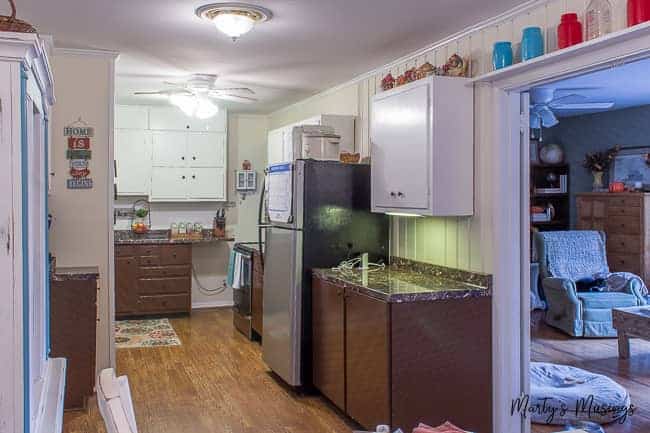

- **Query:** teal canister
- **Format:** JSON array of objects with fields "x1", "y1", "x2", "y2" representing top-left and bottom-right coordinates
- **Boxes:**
[
  {"x1": 521, "y1": 26, "x2": 544, "y2": 61},
  {"x1": 492, "y1": 41, "x2": 513, "y2": 70}
]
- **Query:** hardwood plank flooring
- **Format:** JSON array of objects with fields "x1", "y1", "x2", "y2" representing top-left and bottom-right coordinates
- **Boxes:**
[
  {"x1": 63, "y1": 308, "x2": 356, "y2": 433},
  {"x1": 531, "y1": 312, "x2": 650, "y2": 433}
]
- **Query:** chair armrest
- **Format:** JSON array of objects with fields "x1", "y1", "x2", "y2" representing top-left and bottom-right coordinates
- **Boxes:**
[
  {"x1": 625, "y1": 277, "x2": 648, "y2": 305},
  {"x1": 542, "y1": 277, "x2": 580, "y2": 304}
]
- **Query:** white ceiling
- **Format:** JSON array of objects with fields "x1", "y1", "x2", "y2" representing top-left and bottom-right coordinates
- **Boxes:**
[
  {"x1": 533, "y1": 57, "x2": 650, "y2": 117},
  {"x1": 17, "y1": 0, "x2": 528, "y2": 113}
]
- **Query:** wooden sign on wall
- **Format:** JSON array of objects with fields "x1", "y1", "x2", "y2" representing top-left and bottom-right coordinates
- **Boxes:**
[{"x1": 65, "y1": 118, "x2": 94, "y2": 189}]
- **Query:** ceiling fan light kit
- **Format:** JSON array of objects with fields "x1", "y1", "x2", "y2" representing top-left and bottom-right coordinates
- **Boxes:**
[{"x1": 196, "y1": 2, "x2": 272, "y2": 41}]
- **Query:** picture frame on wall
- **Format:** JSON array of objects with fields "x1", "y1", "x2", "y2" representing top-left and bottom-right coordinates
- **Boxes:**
[{"x1": 610, "y1": 146, "x2": 650, "y2": 188}]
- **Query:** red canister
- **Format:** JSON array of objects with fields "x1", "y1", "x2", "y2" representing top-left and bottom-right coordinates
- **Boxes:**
[
  {"x1": 558, "y1": 13, "x2": 583, "y2": 49},
  {"x1": 628, "y1": 0, "x2": 650, "y2": 26}
]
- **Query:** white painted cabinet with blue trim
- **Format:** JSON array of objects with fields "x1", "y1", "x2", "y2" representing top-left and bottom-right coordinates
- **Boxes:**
[{"x1": 0, "y1": 33, "x2": 64, "y2": 433}]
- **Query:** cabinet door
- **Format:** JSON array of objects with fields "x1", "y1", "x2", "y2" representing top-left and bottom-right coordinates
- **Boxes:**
[
  {"x1": 268, "y1": 129, "x2": 284, "y2": 165},
  {"x1": 149, "y1": 106, "x2": 192, "y2": 131},
  {"x1": 115, "y1": 129, "x2": 151, "y2": 196},
  {"x1": 345, "y1": 290, "x2": 391, "y2": 429},
  {"x1": 152, "y1": 131, "x2": 188, "y2": 167},
  {"x1": 187, "y1": 167, "x2": 226, "y2": 200},
  {"x1": 116, "y1": 105, "x2": 148, "y2": 129},
  {"x1": 187, "y1": 132, "x2": 226, "y2": 167},
  {"x1": 371, "y1": 81, "x2": 430, "y2": 210},
  {"x1": 282, "y1": 127, "x2": 295, "y2": 162},
  {"x1": 150, "y1": 167, "x2": 188, "y2": 201},
  {"x1": 188, "y1": 109, "x2": 227, "y2": 132},
  {"x1": 115, "y1": 256, "x2": 138, "y2": 314},
  {"x1": 312, "y1": 278, "x2": 345, "y2": 410}
]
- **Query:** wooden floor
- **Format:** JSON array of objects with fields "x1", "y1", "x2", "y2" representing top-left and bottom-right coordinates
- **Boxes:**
[
  {"x1": 63, "y1": 308, "x2": 356, "y2": 433},
  {"x1": 531, "y1": 312, "x2": 650, "y2": 433}
]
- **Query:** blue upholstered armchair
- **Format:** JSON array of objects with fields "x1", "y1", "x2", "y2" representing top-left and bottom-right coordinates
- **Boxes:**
[{"x1": 535, "y1": 230, "x2": 647, "y2": 337}]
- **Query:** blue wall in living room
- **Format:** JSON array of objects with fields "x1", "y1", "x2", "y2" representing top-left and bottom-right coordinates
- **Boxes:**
[{"x1": 542, "y1": 104, "x2": 650, "y2": 227}]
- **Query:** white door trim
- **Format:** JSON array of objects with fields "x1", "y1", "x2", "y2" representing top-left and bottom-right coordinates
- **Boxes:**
[{"x1": 483, "y1": 31, "x2": 650, "y2": 433}]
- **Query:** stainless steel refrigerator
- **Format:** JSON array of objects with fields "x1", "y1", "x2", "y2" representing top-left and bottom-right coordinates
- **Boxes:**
[{"x1": 259, "y1": 159, "x2": 389, "y2": 387}]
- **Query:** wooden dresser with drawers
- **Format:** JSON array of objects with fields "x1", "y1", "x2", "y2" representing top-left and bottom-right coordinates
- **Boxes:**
[
  {"x1": 115, "y1": 244, "x2": 192, "y2": 317},
  {"x1": 576, "y1": 192, "x2": 650, "y2": 284}
]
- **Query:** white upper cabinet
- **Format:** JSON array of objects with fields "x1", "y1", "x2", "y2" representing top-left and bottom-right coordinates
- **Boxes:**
[
  {"x1": 150, "y1": 167, "x2": 188, "y2": 201},
  {"x1": 188, "y1": 167, "x2": 226, "y2": 200},
  {"x1": 187, "y1": 132, "x2": 226, "y2": 167},
  {"x1": 116, "y1": 105, "x2": 149, "y2": 129},
  {"x1": 149, "y1": 105, "x2": 227, "y2": 132},
  {"x1": 115, "y1": 129, "x2": 151, "y2": 196},
  {"x1": 152, "y1": 131, "x2": 188, "y2": 167},
  {"x1": 115, "y1": 104, "x2": 228, "y2": 202},
  {"x1": 266, "y1": 114, "x2": 356, "y2": 166},
  {"x1": 370, "y1": 76, "x2": 474, "y2": 216},
  {"x1": 267, "y1": 128, "x2": 285, "y2": 165}
]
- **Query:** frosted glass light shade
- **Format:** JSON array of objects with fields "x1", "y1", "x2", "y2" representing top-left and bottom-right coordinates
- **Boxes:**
[{"x1": 213, "y1": 13, "x2": 255, "y2": 39}]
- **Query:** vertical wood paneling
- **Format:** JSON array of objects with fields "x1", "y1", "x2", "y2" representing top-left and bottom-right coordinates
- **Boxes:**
[{"x1": 270, "y1": 0, "x2": 631, "y2": 271}]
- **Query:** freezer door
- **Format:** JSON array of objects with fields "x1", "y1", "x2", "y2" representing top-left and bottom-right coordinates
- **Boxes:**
[{"x1": 262, "y1": 226, "x2": 303, "y2": 386}]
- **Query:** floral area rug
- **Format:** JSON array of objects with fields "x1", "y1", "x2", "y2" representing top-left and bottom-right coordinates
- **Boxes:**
[{"x1": 115, "y1": 318, "x2": 181, "y2": 349}]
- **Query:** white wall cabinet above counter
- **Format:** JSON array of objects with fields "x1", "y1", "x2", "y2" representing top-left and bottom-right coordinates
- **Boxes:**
[
  {"x1": 370, "y1": 76, "x2": 474, "y2": 216},
  {"x1": 115, "y1": 104, "x2": 227, "y2": 202},
  {"x1": 267, "y1": 114, "x2": 355, "y2": 165},
  {"x1": 149, "y1": 105, "x2": 227, "y2": 132}
]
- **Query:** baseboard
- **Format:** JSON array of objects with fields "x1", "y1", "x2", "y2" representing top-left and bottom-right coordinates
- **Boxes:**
[{"x1": 192, "y1": 300, "x2": 234, "y2": 310}]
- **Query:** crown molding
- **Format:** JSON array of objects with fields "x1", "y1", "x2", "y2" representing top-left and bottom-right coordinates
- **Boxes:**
[
  {"x1": 270, "y1": 0, "x2": 548, "y2": 117},
  {"x1": 54, "y1": 46, "x2": 120, "y2": 59}
]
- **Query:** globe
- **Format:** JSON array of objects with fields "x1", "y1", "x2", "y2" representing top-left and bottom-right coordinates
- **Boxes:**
[{"x1": 539, "y1": 143, "x2": 564, "y2": 165}]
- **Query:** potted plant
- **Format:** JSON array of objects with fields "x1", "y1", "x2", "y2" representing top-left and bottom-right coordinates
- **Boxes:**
[{"x1": 583, "y1": 145, "x2": 620, "y2": 191}]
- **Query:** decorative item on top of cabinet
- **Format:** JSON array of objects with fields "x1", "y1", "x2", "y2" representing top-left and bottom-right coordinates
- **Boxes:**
[{"x1": 370, "y1": 75, "x2": 474, "y2": 216}]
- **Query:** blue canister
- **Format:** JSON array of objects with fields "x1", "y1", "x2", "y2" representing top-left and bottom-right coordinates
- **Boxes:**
[
  {"x1": 492, "y1": 41, "x2": 513, "y2": 70},
  {"x1": 521, "y1": 27, "x2": 544, "y2": 61}
]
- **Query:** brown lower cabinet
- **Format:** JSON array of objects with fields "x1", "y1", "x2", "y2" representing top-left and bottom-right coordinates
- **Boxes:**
[
  {"x1": 312, "y1": 276, "x2": 492, "y2": 433},
  {"x1": 115, "y1": 244, "x2": 192, "y2": 317}
]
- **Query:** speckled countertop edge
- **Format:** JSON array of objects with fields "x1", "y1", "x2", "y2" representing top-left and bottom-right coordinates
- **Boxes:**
[
  {"x1": 52, "y1": 266, "x2": 100, "y2": 282},
  {"x1": 313, "y1": 258, "x2": 492, "y2": 304},
  {"x1": 114, "y1": 229, "x2": 234, "y2": 245}
]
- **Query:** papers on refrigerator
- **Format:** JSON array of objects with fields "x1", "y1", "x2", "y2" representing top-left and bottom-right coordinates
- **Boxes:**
[{"x1": 267, "y1": 163, "x2": 293, "y2": 224}]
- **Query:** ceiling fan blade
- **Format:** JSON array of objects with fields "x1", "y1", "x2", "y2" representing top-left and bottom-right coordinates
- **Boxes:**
[
  {"x1": 133, "y1": 90, "x2": 169, "y2": 95},
  {"x1": 551, "y1": 102, "x2": 615, "y2": 110},
  {"x1": 211, "y1": 93, "x2": 258, "y2": 103},
  {"x1": 134, "y1": 88, "x2": 193, "y2": 96},
  {"x1": 212, "y1": 87, "x2": 256, "y2": 95}
]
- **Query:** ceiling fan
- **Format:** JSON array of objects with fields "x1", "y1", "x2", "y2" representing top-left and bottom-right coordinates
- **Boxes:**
[
  {"x1": 530, "y1": 87, "x2": 615, "y2": 129},
  {"x1": 134, "y1": 74, "x2": 258, "y2": 118}
]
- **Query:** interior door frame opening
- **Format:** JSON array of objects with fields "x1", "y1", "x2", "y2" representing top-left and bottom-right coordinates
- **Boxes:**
[{"x1": 479, "y1": 25, "x2": 650, "y2": 433}]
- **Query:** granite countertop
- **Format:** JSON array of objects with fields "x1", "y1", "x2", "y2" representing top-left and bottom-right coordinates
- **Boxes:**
[
  {"x1": 313, "y1": 257, "x2": 492, "y2": 303},
  {"x1": 115, "y1": 229, "x2": 234, "y2": 245},
  {"x1": 52, "y1": 266, "x2": 100, "y2": 282}
]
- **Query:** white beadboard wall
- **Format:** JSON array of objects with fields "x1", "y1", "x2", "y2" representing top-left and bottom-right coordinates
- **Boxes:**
[{"x1": 270, "y1": 0, "x2": 631, "y2": 273}]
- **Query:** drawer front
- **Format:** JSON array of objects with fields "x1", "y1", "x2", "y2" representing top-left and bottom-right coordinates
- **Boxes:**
[
  {"x1": 607, "y1": 206, "x2": 641, "y2": 218},
  {"x1": 607, "y1": 234, "x2": 641, "y2": 254},
  {"x1": 138, "y1": 294, "x2": 190, "y2": 313},
  {"x1": 606, "y1": 216, "x2": 641, "y2": 235},
  {"x1": 139, "y1": 255, "x2": 161, "y2": 267},
  {"x1": 116, "y1": 245, "x2": 138, "y2": 257},
  {"x1": 608, "y1": 254, "x2": 642, "y2": 274},
  {"x1": 136, "y1": 245, "x2": 163, "y2": 257},
  {"x1": 577, "y1": 218, "x2": 606, "y2": 231},
  {"x1": 160, "y1": 245, "x2": 191, "y2": 265},
  {"x1": 139, "y1": 265, "x2": 191, "y2": 278},
  {"x1": 138, "y1": 277, "x2": 191, "y2": 295},
  {"x1": 607, "y1": 195, "x2": 642, "y2": 208}
]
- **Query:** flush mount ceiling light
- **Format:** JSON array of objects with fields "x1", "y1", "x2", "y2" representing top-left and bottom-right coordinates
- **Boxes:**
[{"x1": 196, "y1": 3, "x2": 272, "y2": 41}]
